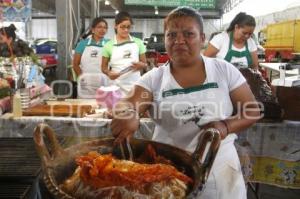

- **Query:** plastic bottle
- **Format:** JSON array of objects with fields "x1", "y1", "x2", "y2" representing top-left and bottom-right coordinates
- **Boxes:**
[
  {"x1": 13, "y1": 91, "x2": 22, "y2": 117},
  {"x1": 279, "y1": 64, "x2": 286, "y2": 86}
]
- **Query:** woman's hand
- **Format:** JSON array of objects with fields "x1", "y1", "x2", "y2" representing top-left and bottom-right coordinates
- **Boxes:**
[
  {"x1": 111, "y1": 108, "x2": 140, "y2": 144},
  {"x1": 201, "y1": 120, "x2": 229, "y2": 139},
  {"x1": 131, "y1": 61, "x2": 147, "y2": 71},
  {"x1": 107, "y1": 71, "x2": 121, "y2": 80}
]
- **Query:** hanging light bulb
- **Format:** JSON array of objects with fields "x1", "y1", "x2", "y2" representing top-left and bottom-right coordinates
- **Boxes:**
[
  {"x1": 105, "y1": 0, "x2": 110, "y2": 5},
  {"x1": 115, "y1": 10, "x2": 119, "y2": 14},
  {"x1": 154, "y1": 6, "x2": 159, "y2": 15}
]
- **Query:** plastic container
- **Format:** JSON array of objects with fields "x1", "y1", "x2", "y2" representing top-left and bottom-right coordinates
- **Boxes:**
[
  {"x1": 96, "y1": 86, "x2": 122, "y2": 109},
  {"x1": 13, "y1": 91, "x2": 22, "y2": 117},
  {"x1": 279, "y1": 64, "x2": 286, "y2": 85}
]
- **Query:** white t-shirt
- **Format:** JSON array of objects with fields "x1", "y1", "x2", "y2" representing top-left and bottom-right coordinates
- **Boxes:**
[
  {"x1": 136, "y1": 56, "x2": 248, "y2": 199},
  {"x1": 210, "y1": 31, "x2": 257, "y2": 65},
  {"x1": 137, "y1": 56, "x2": 245, "y2": 106},
  {"x1": 136, "y1": 56, "x2": 246, "y2": 150}
]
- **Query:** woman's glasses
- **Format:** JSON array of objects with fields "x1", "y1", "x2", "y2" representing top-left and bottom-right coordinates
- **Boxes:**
[{"x1": 119, "y1": 25, "x2": 132, "y2": 30}]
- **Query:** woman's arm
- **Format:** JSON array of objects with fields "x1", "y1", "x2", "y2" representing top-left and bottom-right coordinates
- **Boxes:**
[
  {"x1": 73, "y1": 53, "x2": 82, "y2": 76},
  {"x1": 250, "y1": 51, "x2": 259, "y2": 71},
  {"x1": 101, "y1": 56, "x2": 120, "y2": 80},
  {"x1": 203, "y1": 83, "x2": 261, "y2": 139},
  {"x1": 131, "y1": 53, "x2": 147, "y2": 71},
  {"x1": 139, "y1": 53, "x2": 147, "y2": 64},
  {"x1": 111, "y1": 85, "x2": 153, "y2": 143},
  {"x1": 225, "y1": 83, "x2": 261, "y2": 133},
  {"x1": 203, "y1": 43, "x2": 219, "y2": 57}
]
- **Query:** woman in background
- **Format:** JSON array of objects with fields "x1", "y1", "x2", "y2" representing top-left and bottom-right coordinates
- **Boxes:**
[
  {"x1": 101, "y1": 11, "x2": 147, "y2": 95},
  {"x1": 73, "y1": 17, "x2": 109, "y2": 98},
  {"x1": 0, "y1": 24, "x2": 33, "y2": 57},
  {"x1": 204, "y1": 12, "x2": 259, "y2": 70}
]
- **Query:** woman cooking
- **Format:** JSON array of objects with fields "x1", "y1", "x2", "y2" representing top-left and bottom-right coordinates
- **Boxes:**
[
  {"x1": 101, "y1": 11, "x2": 147, "y2": 95},
  {"x1": 111, "y1": 7, "x2": 260, "y2": 199},
  {"x1": 73, "y1": 17, "x2": 109, "y2": 98},
  {"x1": 204, "y1": 12, "x2": 259, "y2": 70}
]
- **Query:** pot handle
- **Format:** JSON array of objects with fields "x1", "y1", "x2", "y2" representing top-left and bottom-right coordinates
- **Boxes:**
[
  {"x1": 33, "y1": 123, "x2": 64, "y2": 167},
  {"x1": 192, "y1": 128, "x2": 221, "y2": 184}
]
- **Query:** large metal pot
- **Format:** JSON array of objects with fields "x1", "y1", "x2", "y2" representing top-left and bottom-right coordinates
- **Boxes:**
[{"x1": 33, "y1": 123, "x2": 220, "y2": 199}]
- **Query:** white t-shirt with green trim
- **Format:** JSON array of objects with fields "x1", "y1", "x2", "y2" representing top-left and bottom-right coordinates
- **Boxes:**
[
  {"x1": 210, "y1": 31, "x2": 257, "y2": 65},
  {"x1": 137, "y1": 56, "x2": 245, "y2": 104},
  {"x1": 136, "y1": 56, "x2": 247, "y2": 199},
  {"x1": 136, "y1": 56, "x2": 246, "y2": 149}
]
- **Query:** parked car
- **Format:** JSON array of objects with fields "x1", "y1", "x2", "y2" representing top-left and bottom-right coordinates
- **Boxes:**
[
  {"x1": 257, "y1": 44, "x2": 265, "y2": 62},
  {"x1": 143, "y1": 37, "x2": 150, "y2": 46},
  {"x1": 31, "y1": 39, "x2": 57, "y2": 54},
  {"x1": 145, "y1": 33, "x2": 169, "y2": 66},
  {"x1": 31, "y1": 39, "x2": 58, "y2": 67},
  {"x1": 130, "y1": 32, "x2": 143, "y2": 40},
  {"x1": 146, "y1": 33, "x2": 165, "y2": 53}
]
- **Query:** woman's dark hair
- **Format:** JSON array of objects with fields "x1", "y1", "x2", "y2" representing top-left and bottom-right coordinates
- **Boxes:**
[
  {"x1": 0, "y1": 24, "x2": 17, "y2": 40},
  {"x1": 91, "y1": 17, "x2": 108, "y2": 28},
  {"x1": 115, "y1": 11, "x2": 133, "y2": 25},
  {"x1": 226, "y1": 12, "x2": 256, "y2": 32},
  {"x1": 82, "y1": 17, "x2": 108, "y2": 39},
  {"x1": 164, "y1": 6, "x2": 204, "y2": 33}
]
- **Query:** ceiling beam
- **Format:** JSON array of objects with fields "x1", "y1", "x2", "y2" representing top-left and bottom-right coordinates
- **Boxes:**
[
  {"x1": 32, "y1": 0, "x2": 55, "y2": 14},
  {"x1": 99, "y1": 9, "x2": 222, "y2": 19}
]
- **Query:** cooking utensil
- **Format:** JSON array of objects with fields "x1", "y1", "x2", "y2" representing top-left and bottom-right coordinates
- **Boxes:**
[
  {"x1": 113, "y1": 137, "x2": 134, "y2": 161},
  {"x1": 119, "y1": 65, "x2": 133, "y2": 75},
  {"x1": 33, "y1": 123, "x2": 220, "y2": 198}
]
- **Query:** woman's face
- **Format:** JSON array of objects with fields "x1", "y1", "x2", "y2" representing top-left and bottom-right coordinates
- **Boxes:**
[
  {"x1": 92, "y1": 21, "x2": 108, "y2": 39},
  {"x1": 234, "y1": 25, "x2": 255, "y2": 43},
  {"x1": 165, "y1": 17, "x2": 205, "y2": 65},
  {"x1": 115, "y1": 19, "x2": 132, "y2": 38},
  {"x1": 0, "y1": 33, "x2": 10, "y2": 44}
]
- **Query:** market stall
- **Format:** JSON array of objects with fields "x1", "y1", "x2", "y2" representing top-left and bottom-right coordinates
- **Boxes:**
[
  {"x1": 1, "y1": 0, "x2": 300, "y2": 198},
  {"x1": 1, "y1": 114, "x2": 299, "y2": 191}
]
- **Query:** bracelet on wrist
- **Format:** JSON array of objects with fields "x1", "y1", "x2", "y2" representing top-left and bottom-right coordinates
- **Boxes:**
[
  {"x1": 115, "y1": 108, "x2": 139, "y2": 117},
  {"x1": 220, "y1": 120, "x2": 229, "y2": 135}
]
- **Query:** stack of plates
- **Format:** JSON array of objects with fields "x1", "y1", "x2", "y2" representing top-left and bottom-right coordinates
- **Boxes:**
[{"x1": 20, "y1": 89, "x2": 30, "y2": 110}]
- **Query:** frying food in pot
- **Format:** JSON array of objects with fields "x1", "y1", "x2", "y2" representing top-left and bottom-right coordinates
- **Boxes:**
[{"x1": 61, "y1": 151, "x2": 193, "y2": 199}]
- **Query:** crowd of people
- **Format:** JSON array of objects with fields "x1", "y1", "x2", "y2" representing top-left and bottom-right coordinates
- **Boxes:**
[
  {"x1": 73, "y1": 11, "x2": 147, "y2": 98},
  {"x1": 1, "y1": 9, "x2": 260, "y2": 100},
  {"x1": 70, "y1": 10, "x2": 260, "y2": 100}
]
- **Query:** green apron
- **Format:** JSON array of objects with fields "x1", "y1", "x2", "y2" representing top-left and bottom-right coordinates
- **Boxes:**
[{"x1": 224, "y1": 32, "x2": 253, "y2": 67}]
